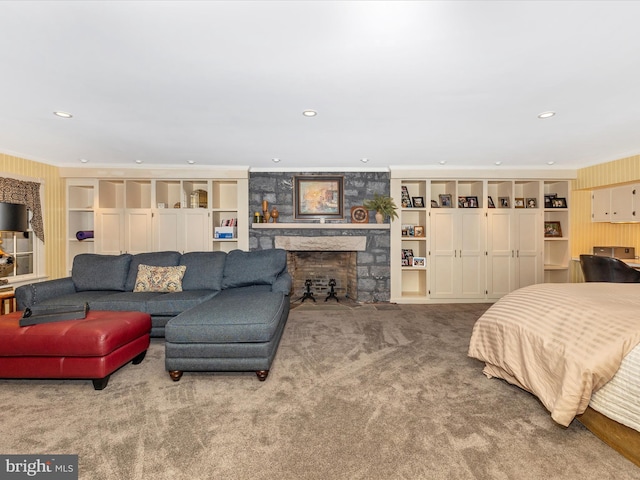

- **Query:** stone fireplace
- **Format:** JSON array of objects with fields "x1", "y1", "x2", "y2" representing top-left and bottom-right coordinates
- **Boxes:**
[
  {"x1": 276, "y1": 236, "x2": 365, "y2": 302},
  {"x1": 287, "y1": 251, "x2": 357, "y2": 301},
  {"x1": 249, "y1": 171, "x2": 392, "y2": 303}
]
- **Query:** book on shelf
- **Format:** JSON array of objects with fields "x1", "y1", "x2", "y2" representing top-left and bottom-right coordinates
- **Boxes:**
[
  {"x1": 215, "y1": 217, "x2": 237, "y2": 239},
  {"x1": 220, "y1": 218, "x2": 237, "y2": 227}
]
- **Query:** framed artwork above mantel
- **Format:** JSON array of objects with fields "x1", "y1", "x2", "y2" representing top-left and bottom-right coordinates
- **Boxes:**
[{"x1": 294, "y1": 175, "x2": 344, "y2": 220}]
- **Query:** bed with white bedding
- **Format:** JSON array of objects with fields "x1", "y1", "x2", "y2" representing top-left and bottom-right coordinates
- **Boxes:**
[
  {"x1": 468, "y1": 282, "x2": 640, "y2": 466},
  {"x1": 590, "y1": 342, "x2": 640, "y2": 432}
]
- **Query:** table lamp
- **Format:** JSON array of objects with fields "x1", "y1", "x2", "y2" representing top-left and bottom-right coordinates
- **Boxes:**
[{"x1": 0, "y1": 202, "x2": 29, "y2": 283}]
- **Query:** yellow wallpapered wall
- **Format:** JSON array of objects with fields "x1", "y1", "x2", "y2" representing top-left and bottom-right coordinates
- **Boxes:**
[
  {"x1": 0, "y1": 153, "x2": 66, "y2": 280},
  {"x1": 570, "y1": 154, "x2": 640, "y2": 281}
]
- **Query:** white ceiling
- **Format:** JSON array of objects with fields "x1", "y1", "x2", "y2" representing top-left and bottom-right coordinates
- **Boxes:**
[{"x1": 2, "y1": 1, "x2": 640, "y2": 171}]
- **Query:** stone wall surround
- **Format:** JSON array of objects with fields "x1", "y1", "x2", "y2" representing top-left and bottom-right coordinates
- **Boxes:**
[{"x1": 249, "y1": 171, "x2": 391, "y2": 302}]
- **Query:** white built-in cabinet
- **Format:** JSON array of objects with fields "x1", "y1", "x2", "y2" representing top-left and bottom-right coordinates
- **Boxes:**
[
  {"x1": 591, "y1": 188, "x2": 612, "y2": 222},
  {"x1": 65, "y1": 170, "x2": 249, "y2": 273},
  {"x1": 592, "y1": 183, "x2": 640, "y2": 223},
  {"x1": 430, "y1": 208, "x2": 486, "y2": 299},
  {"x1": 390, "y1": 175, "x2": 571, "y2": 304},
  {"x1": 486, "y1": 209, "x2": 542, "y2": 299}
]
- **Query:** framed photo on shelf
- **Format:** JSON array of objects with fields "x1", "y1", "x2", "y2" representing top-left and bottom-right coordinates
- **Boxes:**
[
  {"x1": 526, "y1": 198, "x2": 537, "y2": 208},
  {"x1": 431, "y1": 199, "x2": 439, "y2": 208},
  {"x1": 551, "y1": 197, "x2": 567, "y2": 208},
  {"x1": 401, "y1": 248, "x2": 414, "y2": 267},
  {"x1": 487, "y1": 196, "x2": 496, "y2": 208},
  {"x1": 412, "y1": 196, "x2": 425, "y2": 208},
  {"x1": 467, "y1": 196, "x2": 478, "y2": 208},
  {"x1": 499, "y1": 196, "x2": 510, "y2": 208},
  {"x1": 458, "y1": 196, "x2": 468, "y2": 208},
  {"x1": 439, "y1": 194, "x2": 452, "y2": 208},
  {"x1": 294, "y1": 175, "x2": 344, "y2": 220},
  {"x1": 412, "y1": 256, "x2": 426, "y2": 267},
  {"x1": 402, "y1": 224, "x2": 415, "y2": 236},
  {"x1": 544, "y1": 194, "x2": 556, "y2": 208},
  {"x1": 514, "y1": 198, "x2": 525, "y2": 208},
  {"x1": 401, "y1": 186, "x2": 412, "y2": 208},
  {"x1": 414, "y1": 225, "x2": 425, "y2": 237},
  {"x1": 544, "y1": 221, "x2": 562, "y2": 237}
]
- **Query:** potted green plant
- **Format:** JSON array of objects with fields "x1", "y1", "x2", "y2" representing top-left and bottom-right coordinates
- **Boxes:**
[{"x1": 363, "y1": 194, "x2": 399, "y2": 224}]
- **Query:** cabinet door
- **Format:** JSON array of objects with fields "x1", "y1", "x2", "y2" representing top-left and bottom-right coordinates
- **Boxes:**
[
  {"x1": 458, "y1": 210, "x2": 486, "y2": 298},
  {"x1": 610, "y1": 184, "x2": 639, "y2": 222},
  {"x1": 125, "y1": 210, "x2": 153, "y2": 254},
  {"x1": 515, "y1": 210, "x2": 542, "y2": 288},
  {"x1": 487, "y1": 211, "x2": 515, "y2": 299},
  {"x1": 487, "y1": 210, "x2": 542, "y2": 298},
  {"x1": 183, "y1": 210, "x2": 210, "y2": 252},
  {"x1": 430, "y1": 210, "x2": 485, "y2": 299},
  {"x1": 429, "y1": 210, "x2": 456, "y2": 298},
  {"x1": 591, "y1": 189, "x2": 611, "y2": 222},
  {"x1": 153, "y1": 209, "x2": 182, "y2": 252},
  {"x1": 95, "y1": 210, "x2": 124, "y2": 255}
]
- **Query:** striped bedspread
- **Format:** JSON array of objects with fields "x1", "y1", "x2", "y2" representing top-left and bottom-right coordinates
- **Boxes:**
[{"x1": 468, "y1": 282, "x2": 640, "y2": 427}]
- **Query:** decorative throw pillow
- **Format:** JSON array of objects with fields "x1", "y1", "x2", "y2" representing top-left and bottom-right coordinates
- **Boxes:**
[{"x1": 133, "y1": 264, "x2": 186, "y2": 293}]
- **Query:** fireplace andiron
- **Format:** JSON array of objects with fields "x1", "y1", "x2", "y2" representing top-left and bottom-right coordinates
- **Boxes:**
[
  {"x1": 298, "y1": 279, "x2": 316, "y2": 303},
  {"x1": 325, "y1": 278, "x2": 339, "y2": 302}
]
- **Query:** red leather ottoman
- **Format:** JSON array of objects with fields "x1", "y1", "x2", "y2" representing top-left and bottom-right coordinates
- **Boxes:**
[{"x1": 0, "y1": 310, "x2": 151, "y2": 390}]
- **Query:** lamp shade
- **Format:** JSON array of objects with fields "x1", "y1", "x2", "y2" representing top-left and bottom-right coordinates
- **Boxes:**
[{"x1": 0, "y1": 202, "x2": 29, "y2": 232}]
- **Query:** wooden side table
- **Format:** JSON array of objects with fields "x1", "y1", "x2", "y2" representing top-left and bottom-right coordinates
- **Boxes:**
[{"x1": 0, "y1": 290, "x2": 16, "y2": 315}]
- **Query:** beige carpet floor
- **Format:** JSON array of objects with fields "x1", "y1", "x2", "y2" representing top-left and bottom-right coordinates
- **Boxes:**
[{"x1": 1, "y1": 303, "x2": 638, "y2": 479}]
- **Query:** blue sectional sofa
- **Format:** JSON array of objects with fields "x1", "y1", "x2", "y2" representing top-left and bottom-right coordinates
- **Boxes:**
[{"x1": 16, "y1": 249, "x2": 291, "y2": 381}]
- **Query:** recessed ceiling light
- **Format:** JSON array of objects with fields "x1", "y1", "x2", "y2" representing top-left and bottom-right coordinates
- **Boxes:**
[
  {"x1": 135, "y1": 159, "x2": 143, "y2": 164},
  {"x1": 360, "y1": 158, "x2": 369, "y2": 163},
  {"x1": 79, "y1": 158, "x2": 88, "y2": 163},
  {"x1": 302, "y1": 110, "x2": 317, "y2": 117},
  {"x1": 547, "y1": 161, "x2": 555, "y2": 165},
  {"x1": 439, "y1": 160, "x2": 446, "y2": 165},
  {"x1": 495, "y1": 161, "x2": 502, "y2": 166},
  {"x1": 272, "y1": 158, "x2": 281, "y2": 163},
  {"x1": 187, "y1": 160, "x2": 195, "y2": 164},
  {"x1": 54, "y1": 111, "x2": 73, "y2": 118},
  {"x1": 537, "y1": 111, "x2": 556, "y2": 119}
]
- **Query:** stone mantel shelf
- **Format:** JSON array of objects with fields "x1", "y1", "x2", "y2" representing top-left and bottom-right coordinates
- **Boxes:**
[{"x1": 252, "y1": 223, "x2": 390, "y2": 230}]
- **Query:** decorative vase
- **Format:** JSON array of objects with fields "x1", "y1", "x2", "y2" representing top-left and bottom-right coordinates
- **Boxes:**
[{"x1": 375, "y1": 211, "x2": 384, "y2": 224}]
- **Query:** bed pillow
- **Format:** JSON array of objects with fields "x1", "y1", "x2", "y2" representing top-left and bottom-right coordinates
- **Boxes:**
[{"x1": 133, "y1": 265, "x2": 186, "y2": 293}]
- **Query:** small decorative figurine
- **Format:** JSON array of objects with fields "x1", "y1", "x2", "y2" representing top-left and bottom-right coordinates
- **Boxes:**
[{"x1": 270, "y1": 207, "x2": 279, "y2": 223}]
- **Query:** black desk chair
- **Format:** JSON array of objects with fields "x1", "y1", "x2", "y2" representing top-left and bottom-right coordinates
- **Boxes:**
[{"x1": 579, "y1": 254, "x2": 640, "y2": 282}]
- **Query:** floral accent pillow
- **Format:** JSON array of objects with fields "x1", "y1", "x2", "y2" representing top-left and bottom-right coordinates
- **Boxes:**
[{"x1": 133, "y1": 264, "x2": 187, "y2": 293}]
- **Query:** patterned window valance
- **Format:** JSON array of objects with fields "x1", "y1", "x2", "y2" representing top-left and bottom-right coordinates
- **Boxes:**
[{"x1": 0, "y1": 177, "x2": 45, "y2": 243}]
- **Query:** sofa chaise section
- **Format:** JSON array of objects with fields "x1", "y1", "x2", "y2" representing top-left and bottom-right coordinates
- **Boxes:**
[{"x1": 165, "y1": 288, "x2": 290, "y2": 381}]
